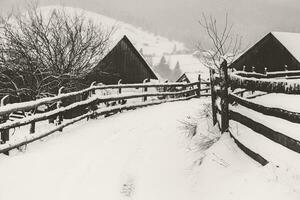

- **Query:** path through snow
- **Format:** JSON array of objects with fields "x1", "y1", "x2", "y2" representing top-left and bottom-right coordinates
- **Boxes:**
[
  {"x1": 0, "y1": 98, "x2": 299, "y2": 200},
  {"x1": 0, "y1": 99, "x2": 207, "y2": 200}
]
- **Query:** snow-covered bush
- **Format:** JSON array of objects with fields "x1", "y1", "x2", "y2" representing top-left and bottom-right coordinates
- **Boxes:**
[{"x1": 180, "y1": 103, "x2": 221, "y2": 152}]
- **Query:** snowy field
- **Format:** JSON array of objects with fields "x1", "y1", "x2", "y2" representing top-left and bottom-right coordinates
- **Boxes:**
[{"x1": 0, "y1": 98, "x2": 299, "y2": 200}]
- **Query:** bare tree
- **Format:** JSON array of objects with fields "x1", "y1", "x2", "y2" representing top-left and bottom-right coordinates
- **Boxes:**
[
  {"x1": 0, "y1": 3, "x2": 114, "y2": 101},
  {"x1": 196, "y1": 13, "x2": 244, "y2": 71}
]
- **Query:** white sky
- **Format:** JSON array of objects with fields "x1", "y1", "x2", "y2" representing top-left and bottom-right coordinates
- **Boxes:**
[{"x1": 1, "y1": 0, "x2": 300, "y2": 48}]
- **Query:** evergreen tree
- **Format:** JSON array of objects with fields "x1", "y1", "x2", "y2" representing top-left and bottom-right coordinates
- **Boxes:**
[
  {"x1": 154, "y1": 56, "x2": 172, "y2": 80},
  {"x1": 172, "y1": 61, "x2": 182, "y2": 81}
]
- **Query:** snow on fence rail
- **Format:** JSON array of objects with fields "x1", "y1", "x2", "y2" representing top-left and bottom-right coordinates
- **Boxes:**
[
  {"x1": 211, "y1": 61, "x2": 300, "y2": 165},
  {"x1": 0, "y1": 81, "x2": 206, "y2": 116},
  {"x1": 229, "y1": 71, "x2": 300, "y2": 94},
  {"x1": 234, "y1": 68, "x2": 300, "y2": 79},
  {"x1": 0, "y1": 78, "x2": 210, "y2": 155}
]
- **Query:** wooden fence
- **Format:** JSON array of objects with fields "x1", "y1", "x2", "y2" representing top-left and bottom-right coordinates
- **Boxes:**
[
  {"x1": 0, "y1": 77, "x2": 210, "y2": 155},
  {"x1": 211, "y1": 61, "x2": 300, "y2": 165}
]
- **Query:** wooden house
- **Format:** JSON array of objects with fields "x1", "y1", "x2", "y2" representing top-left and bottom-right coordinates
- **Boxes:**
[
  {"x1": 176, "y1": 72, "x2": 202, "y2": 83},
  {"x1": 230, "y1": 32, "x2": 300, "y2": 73},
  {"x1": 86, "y1": 35, "x2": 158, "y2": 84},
  {"x1": 171, "y1": 72, "x2": 201, "y2": 95}
]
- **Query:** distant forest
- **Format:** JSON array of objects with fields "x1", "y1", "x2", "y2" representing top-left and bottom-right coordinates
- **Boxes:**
[{"x1": 153, "y1": 56, "x2": 182, "y2": 81}]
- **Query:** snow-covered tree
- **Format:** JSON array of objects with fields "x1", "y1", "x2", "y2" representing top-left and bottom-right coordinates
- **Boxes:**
[{"x1": 0, "y1": 4, "x2": 113, "y2": 101}]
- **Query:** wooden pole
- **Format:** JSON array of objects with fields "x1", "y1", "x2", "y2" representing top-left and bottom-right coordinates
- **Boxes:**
[
  {"x1": 163, "y1": 80, "x2": 168, "y2": 99},
  {"x1": 30, "y1": 122, "x2": 35, "y2": 134},
  {"x1": 143, "y1": 79, "x2": 148, "y2": 102},
  {"x1": 0, "y1": 95, "x2": 10, "y2": 155},
  {"x1": 264, "y1": 67, "x2": 268, "y2": 75},
  {"x1": 57, "y1": 87, "x2": 64, "y2": 132},
  {"x1": 89, "y1": 82, "x2": 98, "y2": 119},
  {"x1": 118, "y1": 79, "x2": 122, "y2": 104},
  {"x1": 90, "y1": 81, "x2": 96, "y2": 97},
  {"x1": 197, "y1": 74, "x2": 201, "y2": 98},
  {"x1": 209, "y1": 69, "x2": 217, "y2": 125},
  {"x1": 220, "y1": 60, "x2": 229, "y2": 133}
]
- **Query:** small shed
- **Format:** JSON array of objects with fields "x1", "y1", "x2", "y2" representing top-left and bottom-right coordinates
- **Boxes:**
[
  {"x1": 230, "y1": 32, "x2": 300, "y2": 73},
  {"x1": 176, "y1": 72, "x2": 203, "y2": 83},
  {"x1": 86, "y1": 35, "x2": 158, "y2": 84}
]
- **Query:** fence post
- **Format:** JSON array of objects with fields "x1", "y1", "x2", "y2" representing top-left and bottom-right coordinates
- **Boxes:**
[
  {"x1": 143, "y1": 78, "x2": 148, "y2": 102},
  {"x1": 118, "y1": 79, "x2": 122, "y2": 104},
  {"x1": 30, "y1": 122, "x2": 35, "y2": 134},
  {"x1": 197, "y1": 74, "x2": 201, "y2": 98},
  {"x1": 57, "y1": 86, "x2": 64, "y2": 131},
  {"x1": 163, "y1": 80, "x2": 168, "y2": 99},
  {"x1": 118, "y1": 79, "x2": 122, "y2": 94},
  {"x1": 90, "y1": 81, "x2": 96, "y2": 97},
  {"x1": 0, "y1": 95, "x2": 10, "y2": 155},
  {"x1": 209, "y1": 69, "x2": 217, "y2": 125},
  {"x1": 264, "y1": 67, "x2": 268, "y2": 75},
  {"x1": 89, "y1": 81, "x2": 97, "y2": 120},
  {"x1": 220, "y1": 60, "x2": 229, "y2": 133}
]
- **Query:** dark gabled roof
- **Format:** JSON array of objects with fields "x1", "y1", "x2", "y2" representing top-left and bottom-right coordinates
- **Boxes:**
[
  {"x1": 176, "y1": 73, "x2": 189, "y2": 83},
  {"x1": 101, "y1": 35, "x2": 158, "y2": 79},
  {"x1": 176, "y1": 72, "x2": 203, "y2": 83},
  {"x1": 230, "y1": 32, "x2": 300, "y2": 69},
  {"x1": 122, "y1": 35, "x2": 158, "y2": 79}
]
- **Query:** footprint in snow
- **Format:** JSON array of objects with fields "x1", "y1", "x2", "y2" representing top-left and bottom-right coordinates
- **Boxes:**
[{"x1": 120, "y1": 177, "x2": 135, "y2": 198}]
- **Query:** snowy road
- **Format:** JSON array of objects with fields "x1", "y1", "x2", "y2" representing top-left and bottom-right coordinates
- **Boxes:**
[
  {"x1": 0, "y1": 99, "x2": 207, "y2": 200},
  {"x1": 0, "y1": 98, "x2": 299, "y2": 200}
]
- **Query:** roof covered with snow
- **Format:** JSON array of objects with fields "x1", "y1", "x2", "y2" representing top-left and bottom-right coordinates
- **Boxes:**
[
  {"x1": 271, "y1": 32, "x2": 300, "y2": 62},
  {"x1": 230, "y1": 31, "x2": 300, "y2": 72}
]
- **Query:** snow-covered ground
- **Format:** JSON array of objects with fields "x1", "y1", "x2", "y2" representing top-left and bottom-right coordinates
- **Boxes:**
[
  {"x1": 0, "y1": 98, "x2": 298, "y2": 200},
  {"x1": 248, "y1": 93, "x2": 300, "y2": 112}
]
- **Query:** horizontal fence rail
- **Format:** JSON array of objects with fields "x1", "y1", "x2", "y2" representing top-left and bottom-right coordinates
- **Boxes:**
[
  {"x1": 0, "y1": 95, "x2": 197, "y2": 154},
  {"x1": 234, "y1": 69, "x2": 300, "y2": 79},
  {"x1": 230, "y1": 110, "x2": 300, "y2": 154},
  {"x1": 229, "y1": 71, "x2": 300, "y2": 94},
  {"x1": 0, "y1": 78, "x2": 210, "y2": 155},
  {"x1": 0, "y1": 82, "x2": 203, "y2": 116},
  {"x1": 229, "y1": 94, "x2": 300, "y2": 123},
  {"x1": 211, "y1": 62, "x2": 300, "y2": 164},
  {"x1": 0, "y1": 89, "x2": 200, "y2": 130},
  {"x1": 228, "y1": 131, "x2": 269, "y2": 166}
]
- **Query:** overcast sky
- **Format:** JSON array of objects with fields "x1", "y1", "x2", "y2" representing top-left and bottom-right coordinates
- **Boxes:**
[{"x1": 1, "y1": 0, "x2": 300, "y2": 48}]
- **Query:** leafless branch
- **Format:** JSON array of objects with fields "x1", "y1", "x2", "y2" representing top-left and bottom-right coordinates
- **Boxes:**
[
  {"x1": 196, "y1": 13, "x2": 244, "y2": 71},
  {"x1": 0, "y1": 3, "x2": 114, "y2": 101}
]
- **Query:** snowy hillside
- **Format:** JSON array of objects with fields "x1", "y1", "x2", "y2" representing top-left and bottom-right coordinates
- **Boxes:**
[
  {"x1": 153, "y1": 54, "x2": 209, "y2": 80},
  {"x1": 39, "y1": 6, "x2": 187, "y2": 56}
]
